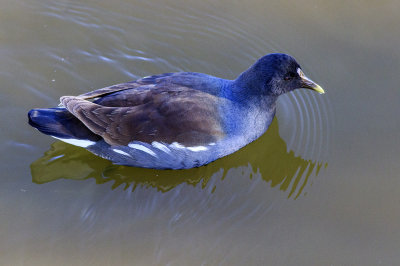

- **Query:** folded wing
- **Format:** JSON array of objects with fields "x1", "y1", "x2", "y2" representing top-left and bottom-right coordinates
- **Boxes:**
[{"x1": 61, "y1": 86, "x2": 225, "y2": 146}]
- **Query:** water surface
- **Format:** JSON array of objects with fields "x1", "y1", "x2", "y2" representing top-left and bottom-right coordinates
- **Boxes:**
[{"x1": 1, "y1": 0, "x2": 399, "y2": 265}]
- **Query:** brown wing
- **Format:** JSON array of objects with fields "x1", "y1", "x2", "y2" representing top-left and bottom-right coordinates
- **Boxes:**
[
  {"x1": 76, "y1": 73, "x2": 176, "y2": 100},
  {"x1": 61, "y1": 87, "x2": 225, "y2": 146}
]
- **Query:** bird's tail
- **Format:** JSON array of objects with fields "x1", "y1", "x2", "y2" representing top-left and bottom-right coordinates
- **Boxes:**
[{"x1": 28, "y1": 107, "x2": 101, "y2": 141}]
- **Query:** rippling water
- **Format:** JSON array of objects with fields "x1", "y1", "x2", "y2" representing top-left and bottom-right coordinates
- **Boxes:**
[
  {"x1": 1, "y1": 0, "x2": 400, "y2": 265},
  {"x1": 30, "y1": 119, "x2": 322, "y2": 199}
]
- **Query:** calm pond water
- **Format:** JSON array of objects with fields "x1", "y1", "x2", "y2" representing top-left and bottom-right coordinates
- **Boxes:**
[{"x1": 1, "y1": 0, "x2": 400, "y2": 265}]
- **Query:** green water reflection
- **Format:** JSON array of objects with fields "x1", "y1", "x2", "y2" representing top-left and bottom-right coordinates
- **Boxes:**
[{"x1": 31, "y1": 119, "x2": 324, "y2": 198}]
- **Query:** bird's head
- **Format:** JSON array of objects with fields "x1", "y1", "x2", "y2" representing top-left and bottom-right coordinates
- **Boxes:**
[{"x1": 236, "y1": 53, "x2": 325, "y2": 97}]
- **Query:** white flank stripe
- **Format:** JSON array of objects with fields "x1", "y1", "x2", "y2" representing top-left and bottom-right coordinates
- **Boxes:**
[
  {"x1": 170, "y1": 142, "x2": 210, "y2": 152},
  {"x1": 152, "y1": 142, "x2": 171, "y2": 153},
  {"x1": 53, "y1": 137, "x2": 95, "y2": 148},
  {"x1": 171, "y1": 142, "x2": 185, "y2": 149},
  {"x1": 128, "y1": 143, "x2": 157, "y2": 157},
  {"x1": 187, "y1": 146, "x2": 208, "y2": 152},
  {"x1": 112, "y1": 149, "x2": 131, "y2": 157}
]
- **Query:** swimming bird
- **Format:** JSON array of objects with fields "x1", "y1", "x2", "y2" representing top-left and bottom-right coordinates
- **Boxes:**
[{"x1": 28, "y1": 53, "x2": 324, "y2": 169}]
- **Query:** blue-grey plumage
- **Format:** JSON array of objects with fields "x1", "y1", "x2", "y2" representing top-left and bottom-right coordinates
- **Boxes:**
[{"x1": 28, "y1": 53, "x2": 324, "y2": 169}]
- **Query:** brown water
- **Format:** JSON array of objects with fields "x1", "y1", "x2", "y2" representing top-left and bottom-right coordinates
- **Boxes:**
[{"x1": 1, "y1": 0, "x2": 400, "y2": 265}]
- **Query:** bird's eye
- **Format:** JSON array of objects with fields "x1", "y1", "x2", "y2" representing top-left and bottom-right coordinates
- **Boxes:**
[{"x1": 284, "y1": 72, "x2": 297, "y2": 81}]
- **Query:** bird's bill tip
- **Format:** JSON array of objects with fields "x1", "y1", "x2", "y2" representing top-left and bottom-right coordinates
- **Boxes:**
[
  {"x1": 297, "y1": 68, "x2": 325, "y2": 94},
  {"x1": 308, "y1": 82, "x2": 325, "y2": 94}
]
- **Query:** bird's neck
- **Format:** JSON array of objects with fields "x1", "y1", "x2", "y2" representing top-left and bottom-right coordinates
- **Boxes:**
[
  {"x1": 224, "y1": 78, "x2": 277, "y2": 108},
  {"x1": 221, "y1": 79, "x2": 278, "y2": 142},
  {"x1": 230, "y1": 68, "x2": 275, "y2": 101}
]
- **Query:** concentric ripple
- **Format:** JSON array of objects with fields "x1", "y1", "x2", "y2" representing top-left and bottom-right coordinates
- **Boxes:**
[{"x1": 277, "y1": 87, "x2": 333, "y2": 163}]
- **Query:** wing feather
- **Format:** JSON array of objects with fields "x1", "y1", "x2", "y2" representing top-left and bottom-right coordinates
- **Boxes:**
[
  {"x1": 60, "y1": 86, "x2": 225, "y2": 146},
  {"x1": 76, "y1": 73, "x2": 176, "y2": 100}
]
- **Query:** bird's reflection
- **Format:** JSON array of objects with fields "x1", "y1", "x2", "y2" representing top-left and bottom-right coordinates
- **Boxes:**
[{"x1": 30, "y1": 119, "x2": 325, "y2": 198}]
